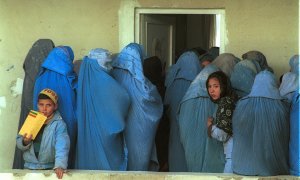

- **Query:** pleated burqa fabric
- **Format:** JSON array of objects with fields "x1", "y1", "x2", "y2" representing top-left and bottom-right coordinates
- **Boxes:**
[
  {"x1": 178, "y1": 64, "x2": 225, "y2": 172},
  {"x1": 112, "y1": 43, "x2": 163, "y2": 171},
  {"x1": 33, "y1": 46, "x2": 77, "y2": 169},
  {"x1": 12, "y1": 39, "x2": 54, "y2": 169},
  {"x1": 76, "y1": 56, "x2": 130, "y2": 170},
  {"x1": 211, "y1": 53, "x2": 239, "y2": 78},
  {"x1": 289, "y1": 91, "x2": 300, "y2": 175},
  {"x1": 230, "y1": 59, "x2": 261, "y2": 98},
  {"x1": 164, "y1": 51, "x2": 201, "y2": 172},
  {"x1": 232, "y1": 70, "x2": 290, "y2": 176}
]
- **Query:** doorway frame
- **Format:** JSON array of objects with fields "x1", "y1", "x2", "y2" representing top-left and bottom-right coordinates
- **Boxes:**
[{"x1": 134, "y1": 8, "x2": 226, "y2": 53}]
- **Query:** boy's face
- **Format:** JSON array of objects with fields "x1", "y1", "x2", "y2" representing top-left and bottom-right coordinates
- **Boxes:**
[
  {"x1": 208, "y1": 77, "x2": 221, "y2": 100},
  {"x1": 37, "y1": 99, "x2": 57, "y2": 118}
]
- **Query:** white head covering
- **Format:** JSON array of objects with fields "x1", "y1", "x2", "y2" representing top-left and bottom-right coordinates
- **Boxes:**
[
  {"x1": 88, "y1": 48, "x2": 112, "y2": 71},
  {"x1": 279, "y1": 72, "x2": 299, "y2": 102}
]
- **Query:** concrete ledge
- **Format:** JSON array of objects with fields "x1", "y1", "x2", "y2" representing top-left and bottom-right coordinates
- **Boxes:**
[{"x1": 0, "y1": 170, "x2": 298, "y2": 180}]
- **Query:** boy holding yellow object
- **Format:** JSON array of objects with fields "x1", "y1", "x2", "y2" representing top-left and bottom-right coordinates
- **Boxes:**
[{"x1": 16, "y1": 88, "x2": 70, "y2": 179}]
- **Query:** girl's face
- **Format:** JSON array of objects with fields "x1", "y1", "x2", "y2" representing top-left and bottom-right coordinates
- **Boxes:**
[{"x1": 208, "y1": 77, "x2": 221, "y2": 100}]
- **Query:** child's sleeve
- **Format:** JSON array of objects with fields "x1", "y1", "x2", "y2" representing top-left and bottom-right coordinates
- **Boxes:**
[
  {"x1": 211, "y1": 125, "x2": 230, "y2": 142},
  {"x1": 54, "y1": 121, "x2": 70, "y2": 170},
  {"x1": 16, "y1": 135, "x2": 32, "y2": 151}
]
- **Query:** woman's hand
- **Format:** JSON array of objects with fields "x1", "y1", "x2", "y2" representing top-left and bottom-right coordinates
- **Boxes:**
[
  {"x1": 55, "y1": 168, "x2": 65, "y2": 179},
  {"x1": 207, "y1": 117, "x2": 213, "y2": 137},
  {"x1": 207, "y1": 117, "x2": 213, "y2": 127}
]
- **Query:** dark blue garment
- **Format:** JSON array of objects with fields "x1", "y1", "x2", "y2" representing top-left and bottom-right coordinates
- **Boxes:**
[
  {"x1": 290, "y1": 91, "x2": 300, "y2": 175},
  {"x1": 112, "y1": 43, "x2": 163, "y2": 171},
  {"x1": 33, "y1": 46, "x2": 77, "y2": 169},
  {"x1": 178, "y1": 64, "x2": 225, "y2": 172},
  {"x1": 164, "y1": 51, "x2": 201, "y2": 172},
  {"x1": 232, "y1": 70, "x2": 289, "y2": 176},
  {"x1": 13, "y1": 39, "x2": 54, "y2": 169},
  {"x1": 76, "y1": 57, "x2": 130, "y2": 170}
]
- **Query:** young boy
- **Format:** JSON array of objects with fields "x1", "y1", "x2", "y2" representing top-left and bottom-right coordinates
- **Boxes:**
[{"x1": 16, "y1": 88, "x2": 70, "y2": 179}]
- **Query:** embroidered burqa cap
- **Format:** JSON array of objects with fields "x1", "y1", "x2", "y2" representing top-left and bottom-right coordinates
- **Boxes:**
[{"x1": 39, "y1": 88, "x2": 58, "y2": 105}]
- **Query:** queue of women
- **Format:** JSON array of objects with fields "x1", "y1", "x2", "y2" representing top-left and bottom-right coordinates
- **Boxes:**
[{"x1": 13, "y1": 39, "x2": 299, "y2": 176}]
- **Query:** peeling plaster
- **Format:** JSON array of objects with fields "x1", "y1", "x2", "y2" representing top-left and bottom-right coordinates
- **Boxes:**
[
  {"x1": 6, "y1": 65, "x2": 14, "y2": 71},
  {"x1": 0, "y1": 96, "x2": 6, "y2": 116},
  {"x1": 10, "y1": 78, "x2": 23, "y2": 97},
  {"x1": 0, "y1": 96, "x2": 6, "y2": 108},
  {"x1": 119, "y1": 0, "x2": 140, "y2": 50}
]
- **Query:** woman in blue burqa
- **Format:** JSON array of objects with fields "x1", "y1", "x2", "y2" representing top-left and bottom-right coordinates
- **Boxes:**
[
  {"x1": 164, "y1": 51, "x2": 201, "y2": 172},
  {"x1": 111, "y1": 43, "x2": 163, "y2": 171},
  {"x1": 285, "y1": 54, "x2": 299, "y2": 175},
  {"x1": 13, "y1": 39, "x2": 55, "y2": 169},
  {"x1": 242, "y1": 50, "x2": 274, "y2": 73},
  {"x1": 143, "y1": 56, "x2": 169, "y2": 171},
  {"x1": 230, "y1": 59, "x2": 261, "y2": 98},
  {"x1": 75, "y1": 48, "x2": 130, "y2": 170},
  {"x1": 178, "y1": 64, "x2": 225, "y2": 172},
  {"x1": 33, "y1": 46, "x2": 77, "y2": 168},
  {"x1": 232, "y1": 70, "x2": 289, "y2": 176},
  {"x1": 289, "y1": 89, "x2": 300, "y2": 176}
]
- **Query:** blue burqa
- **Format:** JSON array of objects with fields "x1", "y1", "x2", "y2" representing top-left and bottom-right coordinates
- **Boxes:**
[
  {"x1": 164, "y1": 51, "x2": 201, "y2": 172},
  {"x1": 178, "y1": 64, "x2": 225, "y2": 172},
  {"x1": 242, "y1": 50, "x2": 274, "y2": 73},
  {"x1": 112, "y1": 43, "x2": 163, "y2": 171},
  {"x1": 33, "y1": 46, "x2": 77, "y2": 169},
  {"x1": 230, "y1": 59, "x2": 261, "y2": 98},
  {"x1": 232, "y1": 70, "x2": 289, "y2": 176},
  {"x1": 76, "y1": 56, "x2": 130, "y2": 170},
  {"x1": 290, "y1": 90, "x2": 300, "y2": 175},
  {"x1": 211, "y1": 53, "x2": 239, "y2": 78},
  {"x1": 279, "y1": 72, "x2": 299, "y2": 103},
  {"x1": 289, "y1": 55, "x2": 299, "y2": 74}
]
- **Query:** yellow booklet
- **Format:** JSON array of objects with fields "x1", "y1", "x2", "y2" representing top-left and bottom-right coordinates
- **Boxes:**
[{"x1": 19, "y1": 110, "x2": 47, "y2": 140}]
